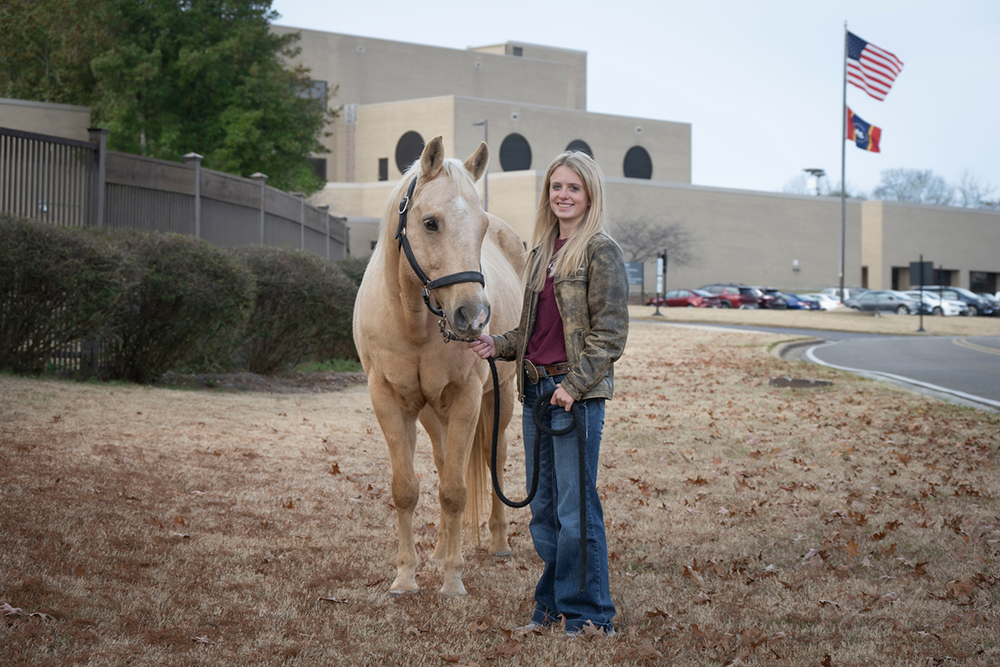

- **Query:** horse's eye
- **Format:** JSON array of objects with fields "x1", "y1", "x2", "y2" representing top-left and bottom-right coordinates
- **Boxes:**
[{"x1": 422, "y1": 216, "x2": 439, "y2": 232}]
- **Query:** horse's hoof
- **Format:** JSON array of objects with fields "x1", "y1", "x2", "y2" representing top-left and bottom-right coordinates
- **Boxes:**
[
  {"x1": 439, "y1": 582, "x2": 468, "y2": 597},
  {"x1": 388, "y1": 588, "x2": 419, "y2": 598}
]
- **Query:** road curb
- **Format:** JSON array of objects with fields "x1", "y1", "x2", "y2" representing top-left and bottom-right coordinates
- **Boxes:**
[{"x1": 770, "y1": 338, "x2": 824, "y2": 360}]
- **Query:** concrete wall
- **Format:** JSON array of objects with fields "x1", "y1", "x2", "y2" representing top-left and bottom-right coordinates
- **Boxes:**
[
  {"x1": 0, "y1": 98, "x2": 91, "y2": 140},
  {"x1": 273, "y1": 26, "x2": 587, "y2": 166},
  {"x1": 864, "y1": 201, "x2": 1000, "y2": 290},
  {"x1": 604, "y1": 182, "x2": 863, "y2": 293}
]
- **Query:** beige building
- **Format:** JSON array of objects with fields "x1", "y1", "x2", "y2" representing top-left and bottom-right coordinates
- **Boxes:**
[{"x1": 277, "y1": 26, "x2": 999, "y2": 296}]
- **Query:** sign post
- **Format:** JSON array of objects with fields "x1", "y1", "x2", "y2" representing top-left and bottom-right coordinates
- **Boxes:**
[{"x1": 910, "y1": 256, "x2": 934, "y2": 333}]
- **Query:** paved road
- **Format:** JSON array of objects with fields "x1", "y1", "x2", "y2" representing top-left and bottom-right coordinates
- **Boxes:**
[
  {"x1": 804, "y1": 335, "x2": 1000, "y2": 410},
  {"x1": 659, "y1": 321, "x2": 1000, "y2": 412}
]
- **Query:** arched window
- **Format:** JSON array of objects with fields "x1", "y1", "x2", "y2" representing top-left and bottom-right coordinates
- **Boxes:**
[
  {"x1": 499, "y1": 133, "x2": 532, "y2": 171},
  {"x1": 395, "y1": 131, "x2": 425, "y2": 174},
  {"x1": 623, "y1": 146, "x2": 653, "y2": 179},
  {"x1": 565, "y1": 140, "x2": 593, "y2": 157}
]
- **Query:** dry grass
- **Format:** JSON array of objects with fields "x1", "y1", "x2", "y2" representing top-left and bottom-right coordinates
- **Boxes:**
[
  {"x1": 629, "y1": 304, "x2": 1000, "y2": 337},
  {"x1": 2, "y1": 317, "x2": 999, "y2": 666}
]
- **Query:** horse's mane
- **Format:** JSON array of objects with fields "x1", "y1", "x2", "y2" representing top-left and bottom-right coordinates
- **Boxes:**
[{"x1": 378, "y1": 158, "x2": 483, "y2": 246}]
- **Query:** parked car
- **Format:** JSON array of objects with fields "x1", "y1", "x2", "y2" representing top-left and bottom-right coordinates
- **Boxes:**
[
  {"x1": 646, "y1": 289, "x2": 722, "y2": 308},
  {"x1": 977, "y1": 293, "x2": 1000, "y2": 317},
  {"x1": 821, "y1": 287, "x2": 867, "y2": 302},
  {"x1": 902, "y1": 290, "x2": 966, "y2": 316},
  {"x1": 922, "y1": 286, "x2": 994, "y2": 317},
  {"x1": 802, "y1": 293, "x2": 841, "y2": 310},
  {"x1": 767, "y1": 291, "x2": 815, "y2": 310},
  {"x1": 698, "y1": 284, "x2": 762, "y2": 309},
  {"x1": 844, "y1": 290, "x2": 921, "y2": 314},
  {"x1": 790, "y1": 294, "x2": 825, "y2": 310},
  {"x1": 748, "y1": 286, "x2": 778, "y2": 309}
]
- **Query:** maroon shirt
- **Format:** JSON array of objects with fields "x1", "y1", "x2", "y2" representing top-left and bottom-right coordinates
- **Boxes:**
[{"x1": 525, "y1": 238, "x2": 568, "y2": 366}]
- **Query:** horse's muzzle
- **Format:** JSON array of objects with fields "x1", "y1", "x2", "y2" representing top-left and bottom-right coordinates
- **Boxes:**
[{"x1": 450, "y1": 301, "x2": 491, "y2": 338}]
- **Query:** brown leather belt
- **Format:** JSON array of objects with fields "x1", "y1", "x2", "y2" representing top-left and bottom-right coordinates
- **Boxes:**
[{"x1": 524, "y1": 360, "x2": 570, "y2": 384}]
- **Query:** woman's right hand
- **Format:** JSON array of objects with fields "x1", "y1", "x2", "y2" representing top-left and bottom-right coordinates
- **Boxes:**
[{"x1": 467, "y1": 334, "x2": 496, "y2": 360}]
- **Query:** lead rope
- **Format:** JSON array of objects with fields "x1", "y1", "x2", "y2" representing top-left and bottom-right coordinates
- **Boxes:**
[{"x1": 487, "y1": 357, "x2": 588, "y2": 594}]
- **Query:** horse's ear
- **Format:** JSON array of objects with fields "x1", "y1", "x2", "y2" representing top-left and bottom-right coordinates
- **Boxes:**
[
  {"x1": 420, "y1": 136, "x2": 445, "y2": 180},
  {"x1": 463, "y1": 142, "x2": 489, "y2": 182}
]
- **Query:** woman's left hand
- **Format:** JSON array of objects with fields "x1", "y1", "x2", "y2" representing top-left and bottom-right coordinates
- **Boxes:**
[{"x1": 551, "y1": 384, "x2": 575, "y2": 411}]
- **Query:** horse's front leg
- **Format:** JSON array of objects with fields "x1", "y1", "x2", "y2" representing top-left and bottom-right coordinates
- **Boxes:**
[
  {"x1": 436, "y1": 391, "x2": 482, "y2": 597},
  {"x1": 418, "y1": 406, "x2": 448, "y2": 563},
  {"x1": 370, "y1": 380, "x2": 421, "y2": 596}
]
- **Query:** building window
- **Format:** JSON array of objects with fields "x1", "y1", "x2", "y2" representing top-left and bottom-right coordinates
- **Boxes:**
[
  {"x1": 395, "y1": 131, "x2": 425, "y2": 174},
  {"x1": 623, "y1": 146, "x2": 652, "y2": 179},
  {"x1": 378, "y1": 158, "x2": 388, "y2": 182},
  {"x1": 512, "y1": 46, "x2": 523, "y2": 57},
  {"x1": 499, "y1": 133, "x2": 532, "y2": 171},
  {"x1": 566, "y1": 140, "x2": 593, "y2": 157},
  {"x1": 300, "y1": 80, "x2": 327, "y2": 111},
  {"x1": 309, "y1": 157, "x2": 327, "y2": 183}
]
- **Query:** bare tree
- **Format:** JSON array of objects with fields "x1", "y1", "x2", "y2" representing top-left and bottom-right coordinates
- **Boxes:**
[
  {"x1": 955, "y1": 170, "x2": 997, "y2": 209},
  {"x1": 782, "y1": 174, "x2": 867, "y2": 199},
  {"x1": 872, "y1": 168, "x2": 953, "y2": 206},
  {"x1": 611, "y1": 214, "x2": 697, "y2": 266}
]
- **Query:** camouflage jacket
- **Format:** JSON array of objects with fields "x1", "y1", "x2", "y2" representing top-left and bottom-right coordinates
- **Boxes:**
[{"x1": 492, "y1": 232, "x2": 629, "y2": 403}]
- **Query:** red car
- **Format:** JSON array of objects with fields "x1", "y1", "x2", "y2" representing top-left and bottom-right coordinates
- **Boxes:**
[
  {"x1": 647, "y1": 289, "x2": 722, "y2": 308},
  {"x1": 698, "y1": 284, "x2": 762, "y2": 309}
]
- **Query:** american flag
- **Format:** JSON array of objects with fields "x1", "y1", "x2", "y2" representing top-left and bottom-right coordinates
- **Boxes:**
[{"x1": 847, "y1": 31, "x2": 904, "y2": 101}]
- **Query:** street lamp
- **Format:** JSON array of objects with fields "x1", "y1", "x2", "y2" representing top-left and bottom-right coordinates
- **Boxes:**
[
  {"x1": 472, "y1": 119, "x2": 489, "y2": 212},
  {"x1": 803, "y1": 168, "x2": 826, "y2": 196}
]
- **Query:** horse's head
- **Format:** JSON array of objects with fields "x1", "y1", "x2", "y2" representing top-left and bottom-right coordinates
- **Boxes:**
[{"x1": 392, "y1": 136, "x2": 493, "y2": 340}]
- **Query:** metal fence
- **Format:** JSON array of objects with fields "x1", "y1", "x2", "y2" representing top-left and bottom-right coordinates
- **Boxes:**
[
  {"x1": 2, "y1": 125, "x2": 350, "y2": 376},
  {"x1": 1, "y1": 126, "x2": 349, "y2": 259}
]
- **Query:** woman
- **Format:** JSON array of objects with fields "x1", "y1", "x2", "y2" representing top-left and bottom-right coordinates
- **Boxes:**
[{"x1": 469, "y1": 150, "x2": 629, "y2": 636}]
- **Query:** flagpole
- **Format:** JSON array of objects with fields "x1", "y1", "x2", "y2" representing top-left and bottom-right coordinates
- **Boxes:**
[{"x1": 839, "y1": 22, "x2": 848, "y2": 304}]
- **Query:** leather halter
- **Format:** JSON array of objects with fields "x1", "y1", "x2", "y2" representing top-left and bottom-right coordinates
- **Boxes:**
[{"x1": 393, "y1": 175, "x2": 486, "y2": 327}]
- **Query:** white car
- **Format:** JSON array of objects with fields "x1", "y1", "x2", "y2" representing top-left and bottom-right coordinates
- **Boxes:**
[
  {"x1": 803, "y1": 293, "x2": 841, "y2": 310},
  {"x1": 902, "y1": 291, "x2": 966, "y2": 316}
]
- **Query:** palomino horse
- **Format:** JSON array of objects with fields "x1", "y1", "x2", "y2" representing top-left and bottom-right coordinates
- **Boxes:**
[{"x1": 353, "y1": 137, "x2": 525, "y2": 596}]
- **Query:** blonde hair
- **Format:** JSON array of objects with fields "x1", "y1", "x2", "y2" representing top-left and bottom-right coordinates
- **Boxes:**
[{"x1": 527, "y1": 151, "x2": 612, "y2": 292}]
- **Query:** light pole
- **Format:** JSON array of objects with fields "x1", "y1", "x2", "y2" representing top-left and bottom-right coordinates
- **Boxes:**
[
  {"x1": 472, "y1": 119, "x2": 489, "y2": 212},
  {"x1": 803, "y1": 168, "x2": 826, "y2": 196}
]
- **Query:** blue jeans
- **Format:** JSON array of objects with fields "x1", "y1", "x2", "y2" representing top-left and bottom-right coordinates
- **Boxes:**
[{"x1": 522, "y1": 374, "x2": 615, "y2": 633}]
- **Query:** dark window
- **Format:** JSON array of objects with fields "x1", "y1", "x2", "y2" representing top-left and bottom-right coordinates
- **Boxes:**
[
  {"x1": 378, "y1": 158, "x2": 388, "y2": 182},
  {"x1": 565, "y1": 140, "x2": 593, "y2": 157},
  {"x1": 623, "y1": 146, "x2": 652, "y2": 179},
  {"x1": 309, "y1": 157, "x2": 327, "y2": 182},
  {"x1": 395, "y1": 131, "x2": 425, "y2": 174},
  {"x1": 512, "y1": 46, "x2": 523, "y2": 57},
  {"x1": 499, "y1": 133, "x2": 532, "y2": 171}
]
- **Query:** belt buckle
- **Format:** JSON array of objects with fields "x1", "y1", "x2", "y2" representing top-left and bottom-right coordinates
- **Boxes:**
[{"x1": 524, "y1": 360, "x2": 540, "y2": 384}]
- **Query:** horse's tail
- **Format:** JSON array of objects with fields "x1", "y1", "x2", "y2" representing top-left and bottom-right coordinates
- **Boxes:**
[{"x1": 464, "y1": 389, "x2": 494, "y2": 546}]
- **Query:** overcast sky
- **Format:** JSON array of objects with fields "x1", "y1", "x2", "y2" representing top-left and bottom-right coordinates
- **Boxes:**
[{"x1": 271, "y1": 0, "x2": 1000, "y2": 200}]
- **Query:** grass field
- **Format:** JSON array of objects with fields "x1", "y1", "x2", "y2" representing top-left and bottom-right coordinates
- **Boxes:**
[{"x1": 2, "y1": 315, "x2": 998, "y2": 666}]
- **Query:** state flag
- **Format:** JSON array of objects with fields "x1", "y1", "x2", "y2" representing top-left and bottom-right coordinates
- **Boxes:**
[{"x1": 846, "y1": 107, "x2": 882, "y2": 153}]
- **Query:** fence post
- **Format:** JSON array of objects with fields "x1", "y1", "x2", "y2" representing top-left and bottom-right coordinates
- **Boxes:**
[
  {"x1": 292, "y1": 192, "x2": 306, "y2": 250},
  {"x1": 318, "y1": 204, "x2": 330, "y2": 260},
  {"x1": 87, "y1": 128, "x2": 109, "y2": 226},
  {"x1": 183, "y1": 153, "x2": 203, "y2": 238},
  {"x1": 250, "y1": 172, "x2": 267, "y2": 245}
]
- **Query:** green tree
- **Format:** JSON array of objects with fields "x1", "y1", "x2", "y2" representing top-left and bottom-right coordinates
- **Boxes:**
[
  {"x1": 0, "y1": 0, "x2": 108, "y2": 104},
  {"x1": 1, "y1": 0, "x2": 332, "y2": 193}
]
